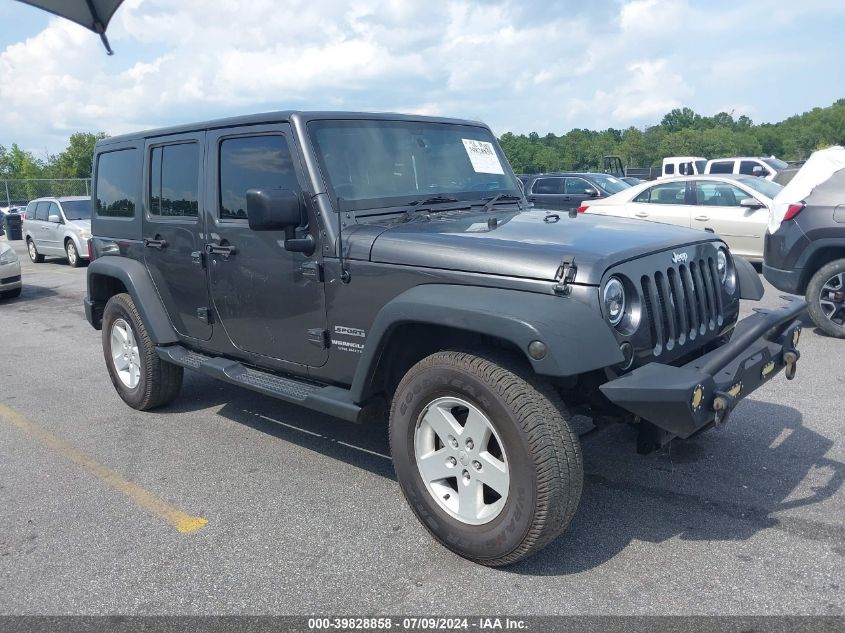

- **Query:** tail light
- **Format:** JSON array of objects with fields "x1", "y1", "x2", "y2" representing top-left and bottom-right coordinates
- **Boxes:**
[
  {"x1": 783, "y1": 203, "x2": 805, "y2": 222},
  {"x1": 87, "y1": 239, "x2": 95, "y2": 261},
  {"x1": 577, "y1": 205, "x2": 589, "y2": 213}
]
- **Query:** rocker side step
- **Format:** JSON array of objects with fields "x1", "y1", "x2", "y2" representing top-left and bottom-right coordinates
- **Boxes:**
[{"x1": 156, "y1": 345, "x2": 361, "y2": 423}]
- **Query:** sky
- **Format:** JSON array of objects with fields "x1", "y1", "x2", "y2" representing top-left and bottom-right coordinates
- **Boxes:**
[{"x1": 1, "y1": 0, "x2": 844, "y2": 156}]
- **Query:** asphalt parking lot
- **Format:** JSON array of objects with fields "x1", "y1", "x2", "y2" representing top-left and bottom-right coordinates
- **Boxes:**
[{"x1": 0, "y1": 235, "x2": 842, "y2": 616}]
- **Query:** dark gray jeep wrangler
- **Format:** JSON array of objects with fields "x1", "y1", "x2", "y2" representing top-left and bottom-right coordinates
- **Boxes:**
[{"x1": 84, "y1": 111, "x2": 805, "y2": 566}]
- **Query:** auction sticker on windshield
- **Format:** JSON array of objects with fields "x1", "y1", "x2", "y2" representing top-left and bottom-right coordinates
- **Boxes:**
[{"x1": 462, "y1": 139, "x2": 504, "y2": 175}]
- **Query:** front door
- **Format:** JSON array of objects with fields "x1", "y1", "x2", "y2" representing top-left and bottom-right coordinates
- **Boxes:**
[
  {"x1": 205, "y1": 124, "x2": 328, "y2": 367},
  {"x1": 627, "y1": 181, "x2": 693, "y2": 227},
  {"x1": 691, "y1": 181, "x2": 767, "y2": 259},
  {"x1": 563, "y1": 176, "x2": 595, "y2": 211},
  {"x1": 43, "y1": 201, "x2": 65, "y2": 254},
  {"x1": 142, "y1": 133, "x2": 212, "y2": 341}
]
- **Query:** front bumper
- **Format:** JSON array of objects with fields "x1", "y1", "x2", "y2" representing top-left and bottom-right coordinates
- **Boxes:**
[{"x1": 600, "y1": 298, "x2": 806, "y2": 439}]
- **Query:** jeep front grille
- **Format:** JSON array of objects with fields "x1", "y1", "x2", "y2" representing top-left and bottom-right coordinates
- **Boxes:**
[{"x1": 640, "y1": 256, "x2": 724, "y2": 356}]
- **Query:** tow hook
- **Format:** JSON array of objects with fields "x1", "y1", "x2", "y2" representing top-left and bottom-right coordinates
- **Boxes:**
[
  {"x1": 712, "y1": 391, "x2": 737, "y2": 427},
  {"x1": 783, "y1": 348, "x2": 800, "y2": 380}
]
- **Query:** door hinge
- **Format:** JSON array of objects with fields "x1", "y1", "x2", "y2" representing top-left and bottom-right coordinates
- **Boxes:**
[
  {"x1": 301, "y1": 261, "x2": 324, "y2": 282},
  {"x1": 191, "y1": 250, "x2": 205, "y2": 267},
  {"x1": 553, "y1": 256, "x2": 577, "y2": 295},
  {"x1": 197, "y1": 307, "x2": 212, "y2": 324},
  {"x1": 308, "y1": 328, "x2": 330, "y2": 349}
]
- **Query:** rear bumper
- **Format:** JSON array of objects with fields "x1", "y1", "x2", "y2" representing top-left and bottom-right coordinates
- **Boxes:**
[
  {"x1": 763, "y1": 263, "x2": 803, "y2": 295},
  {"x1": 600, "y1": 298, "x2": 806, "y2": 439}
]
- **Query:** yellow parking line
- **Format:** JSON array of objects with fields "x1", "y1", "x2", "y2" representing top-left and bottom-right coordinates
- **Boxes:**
[{"x1": 0, "y1": 402, "x2": 208, "y2": 534}]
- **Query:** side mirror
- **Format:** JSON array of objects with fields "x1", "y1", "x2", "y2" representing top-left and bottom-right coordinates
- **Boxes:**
[
  {"x1": 739, "y1": 197, "x2": 764, "y2": 209},
  {"x1": 48, "y1": 214, "x2": 62, "y2": 223},
  {"x1": 246, "y1": 188, "x2": 315, "y2": 254},
  {"x1": 585, "y1": 187, "x2": 600, "y2": 198}
]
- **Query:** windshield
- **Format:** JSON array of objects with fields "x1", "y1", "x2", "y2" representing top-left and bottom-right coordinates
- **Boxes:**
[
  {"x1": 309, "y1": 120, "x2": 520, "y2": 211},
  {"x1": 61, "y1": 199, "x2": 92, "y2": 220},
  {"x1": 735, "y1": 176, "x2": 783, "y2": 199},
  {"x1": 763, "y1": 157, "x2": 788, "y2": 171},
  {"x1": 589, "y1": 174, "x2": 630, "y2": 194}
]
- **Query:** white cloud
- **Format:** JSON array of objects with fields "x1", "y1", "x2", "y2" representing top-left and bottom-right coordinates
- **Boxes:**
[{"x1": 0, "y1": 0, "x2": 842, "y2": 153}]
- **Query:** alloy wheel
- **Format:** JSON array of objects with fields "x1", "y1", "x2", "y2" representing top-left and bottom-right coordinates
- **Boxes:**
[
  {"x1": 819, "y1": 272, "x2": 845, "y2": 326},
  {"x1": 110, "y1": 318, "x2": 141, "y2": 389}
]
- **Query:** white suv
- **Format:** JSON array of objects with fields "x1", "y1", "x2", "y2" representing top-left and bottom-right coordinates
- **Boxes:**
[{"x1": 704, "y1": 156, "x2": 787, "y2": 181}]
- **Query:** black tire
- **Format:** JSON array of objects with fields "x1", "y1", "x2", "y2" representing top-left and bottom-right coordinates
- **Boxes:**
[
  {"x1": 27, "y1": 238, "x2": 44, "y2": 263},
  {"x1": 389, "y1": 350, "x2": 583, "y2": 566},
  {"x1": 0, "y1": 287, "x2": 21, "y2": 299},
  {"x1": 805, "y1": 258, "x2": 845, "y2": 338},
  {"x1": 65, "y1": 240, "x2": 82, "y2": 268},
  {"x1": 102, "y1": 293, "x2": 183, "y2": 410}
]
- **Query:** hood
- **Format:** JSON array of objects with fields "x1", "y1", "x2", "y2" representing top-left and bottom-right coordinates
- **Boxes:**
[
  {"x1": 366, "y1": 209, "x2": 719, "y2": 285},
  {"x1": 69, "y1": 219, "x2": 91, "y2": 231}
]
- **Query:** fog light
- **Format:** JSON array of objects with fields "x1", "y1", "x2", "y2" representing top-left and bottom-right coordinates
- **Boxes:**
[{"x1": 527, "y1": 340, "x2": 546, "y2": 360}]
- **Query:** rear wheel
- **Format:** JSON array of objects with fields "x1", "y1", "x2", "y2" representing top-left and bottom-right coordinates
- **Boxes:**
[
  {"x1": 389, "y1": 350, "x2": 583, "y2": 566},
  {"x1": 102, "y1": 293, "x2": 183, "y2": 410},
  {"x1": 806, "y1": 258, "x2": 845, "y2": 338},
  {"x1": 27, "y1": 239, "x2": 44, "y2": 263},
  {"x1": 65, "y1": 240, "x2": 81, "y2": 267}
]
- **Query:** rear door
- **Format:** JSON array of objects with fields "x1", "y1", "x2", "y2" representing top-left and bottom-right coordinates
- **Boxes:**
[
  {"x1": 32, "y1": 201, "x2": 51, "y2": 250},
  {"x1": 528, "y1": 177, "x2": 565, "y2": 209},
  {"x1": 205, "y1": 124, "x2": 328, "y2": 367},
  {"x1": 691, "y1": 180, "x2": 767, "y2": 259},
  {"x1": 142, "y1": 133, "x2": 213, "y2": 341},
  {"x1": 627, "y1": 181, "x2": 693, "y2": 227}
]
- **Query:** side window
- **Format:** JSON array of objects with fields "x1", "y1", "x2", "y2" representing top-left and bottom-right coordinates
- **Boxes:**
[
  {"x1": 149, "y1": 143, "x2": 199, "y2": 218},
  {"x1": 634, "y1": 182, "x2": 687, "y2": 204},
  {"x1": 25, "y1": 202, "x2": 36, "y2": 220},
  {"x1": 531, "y1": 178, "x2": 563, "y2": 195},
  {"x1": 695, "y1": 182, "x2": 750, "y2": 207},
  {"x1": 47, "y1": 202, "x2": 61, "y2": 220},
  {"x1": 219, "y1": 135, "x2": 299, "y2": 220},
  {"x1": 35, "y1": 201, "x2": 50, "y2": 221},
  {"x1": 564, "y1": 177, "x2": 593, "y2": 194},
  {"x1": 679, "y1": 162, "x2": 694, "y2": 176},
  {"x1": 664, "y1": 163, "x2": 675, "y2": 175},
  {"x1": 95, "y1": 149, "x2": 138, "y2": 218},
  {"x1": 739, "y1": 160, "x2": 768, "y2": 176},
  {"x1": 709, "y1": 161, "x2": 734, "y2": 174}
]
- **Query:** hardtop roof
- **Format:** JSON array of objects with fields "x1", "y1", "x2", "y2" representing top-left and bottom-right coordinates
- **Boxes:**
[{"x1": 96, "y1": 110, "x2": 489, "y2": 148}]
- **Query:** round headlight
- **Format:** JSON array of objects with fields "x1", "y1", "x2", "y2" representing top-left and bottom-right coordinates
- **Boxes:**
[
  {"x1": 716, "y1": 249, "x2": 728, "y2": 284},
  {"x1": 603, "y1": 277, "x2": 626, "y2": 326}
]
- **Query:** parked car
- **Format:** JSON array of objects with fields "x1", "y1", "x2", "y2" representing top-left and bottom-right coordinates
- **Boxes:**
[
  {"x1": 23, "y1": 196, "x2": 92, "y2": 267},
  {"x1": 705, "y1": 156, "x2": 787, "y2": 182},
  {"x1": 661, "y1": 156, "x2": 706, "y2": 178},
  {"x1": 0, "y1": 241, "x2": 22, "y2": 299},
  {"x1": 523, "y1": 172, "x2": 631, "y2": 211},
  {"x1": 764, "y1": 147, "x2": 845, "y2": 337},
  {"x1": 84, "y1": 110, "x2": 803, "y2": 567},
  {"x1": 580, "y1": 175, "x2": 782, "y2": 262}
]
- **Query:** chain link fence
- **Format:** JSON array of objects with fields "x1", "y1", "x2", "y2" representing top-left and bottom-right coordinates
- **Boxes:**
[{"x1": 2, "y1": 178, "x2": 91, "y2": 208}]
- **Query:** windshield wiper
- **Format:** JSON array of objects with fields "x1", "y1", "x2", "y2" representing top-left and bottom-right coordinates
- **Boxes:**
[
  {"x1": 408, "y1": 195, "x2": 459, "y2": 207},
  {"x1": 480, "y1": 193, "x2": 523, "y2": 213}
]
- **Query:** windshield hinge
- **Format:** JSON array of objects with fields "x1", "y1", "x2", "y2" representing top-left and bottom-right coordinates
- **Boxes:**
[{"x1": 553, "y1": 256, "x2": 577, "y2": 295}]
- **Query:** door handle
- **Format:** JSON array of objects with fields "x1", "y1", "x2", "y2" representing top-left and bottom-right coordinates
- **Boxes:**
[
  {"x1": 634, "y1": 212, "x2": 649, "y2": 218},
  {"x1": 143, "y1": 238, "x2": 167, "y2": 249},
  {"x1": 528, "y1": 197, "x2": 536, "y2": 202},
  {"x1": 694, "y1": 215, "x2": 709, "y2": 221},
  {"x1": 205, "y1": 243, "x2": 236, "y2": 260}
]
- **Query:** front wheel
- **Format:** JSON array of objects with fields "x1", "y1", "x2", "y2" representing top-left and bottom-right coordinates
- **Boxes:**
[
  {"x1": 66, "y1": 240, "x2": 82, "y2": 267},
  {"x1": 389, "y1": 351, "x2": 583, "y2": 566},
  {"x1": 806, "y1": 258, "x2": 845, "y2": 338},
  {"x1": 102, "y1": 293, "x2": 183, "y2": 410}
]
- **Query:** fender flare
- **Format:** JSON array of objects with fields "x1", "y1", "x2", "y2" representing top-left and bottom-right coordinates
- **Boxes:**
[
  {"x1": 86, "y1": 257, "x2": 178, "y2": 344},
  {"x1": 349, "y1": 284, "x2": 623, "y2": 402},
  {"x1": 734, "y1": 255, "x2": 764, "y2": 301}
]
